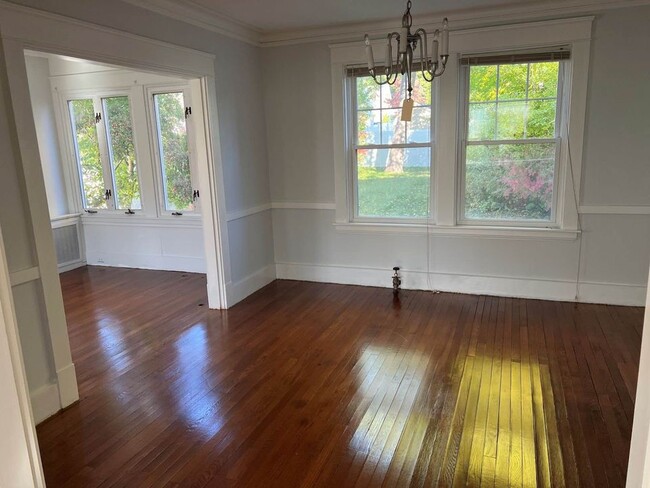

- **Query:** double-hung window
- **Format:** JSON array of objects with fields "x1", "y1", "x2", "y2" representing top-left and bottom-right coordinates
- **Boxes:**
[
  {"x1": 349, "y1": 69, "x2": 433, "y2": 221},
  {"x1": 459, "y1": 52, "x2": 568, "y2": 225},
  {"x1": 68, "y1": 95, "x2": 141, "y2": 211}
]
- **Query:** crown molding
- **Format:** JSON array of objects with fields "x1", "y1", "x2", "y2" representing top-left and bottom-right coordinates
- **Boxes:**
[
  {"x1": 121, "y1": 0, "x2": 261, "y2": 45},
  {"x1": 259, "y1": 0, "x2": 650, "y2": 47}
]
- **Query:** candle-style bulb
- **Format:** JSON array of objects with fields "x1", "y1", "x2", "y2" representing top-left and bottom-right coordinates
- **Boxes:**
[
  {"x1": 364, "y1": 35, "x2": 375, "y2": 70},
  {"x1": 385, "y1": 40, "x2": 392, "y2": 70},
  {"x1": 432, "y1": 34, "x2": 439, "y2": 64},
  {"x1": 441, "y1": 18, "x2": 449, "y2": 56}
]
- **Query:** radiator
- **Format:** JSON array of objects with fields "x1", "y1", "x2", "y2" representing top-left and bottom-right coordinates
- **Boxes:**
[{"x1": 51, "y1": 215, "x2": 84, "y2": 269}]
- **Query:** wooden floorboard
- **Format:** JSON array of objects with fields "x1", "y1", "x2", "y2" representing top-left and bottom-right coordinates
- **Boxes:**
[{"x1": 36, "y1": 266, "x2": 643, "y2": 487}]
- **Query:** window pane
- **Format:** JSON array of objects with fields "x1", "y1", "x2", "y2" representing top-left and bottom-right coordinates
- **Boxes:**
[
  {"x1": 464, "y1": 143, "x2": 556, "y2": 221},
  {"x1": 496, "y1": 101, "x2": 526, "y2": 139},
  {"x1": 407, "y1": 107, "x2": 431, "y2": 143},
  {"x1": 381, "y1": 78, "x2": 406, "y2": 109},
  {"x1": 357, "y1": 76, "x2": 380, "y2": 110},
  {"x1": 103, "y1": 97, "x2": 141, "y2": 210},
  {"x1": 527, "y1": 99, "x2": 557, "y2": 138},
  {"x1": 357, "y1": 147, "x2": 430, "y2": 218},
  {"x1": 468, "y1": 103, "x2": 496, "y2": 140},
  {"x1": 357, "y1": 109, "x2": 379, "y2": 145},
  {"x1": 69, "y1": 99, "x2": 106, "y2": 209},
  {"x1": 469, "y1": 65, "x2": 497, "y2": 102},
  {"x1": 154, "y1": 92, "x2": 194, "y2": 212},
  {"x1": 528, "y1": 62, "x2": 559, "y2": 99},
  {"x1": 497, "y1": 64, "x2": 528, "y2": 100},
  {"x1": 381, "y1": 109, "x2": 405, "y2": 144}
]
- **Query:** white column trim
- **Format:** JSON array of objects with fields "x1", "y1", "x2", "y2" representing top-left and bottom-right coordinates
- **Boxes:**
[{"x1": 0, "y1": 226, "x2": 46, "y2": 486}]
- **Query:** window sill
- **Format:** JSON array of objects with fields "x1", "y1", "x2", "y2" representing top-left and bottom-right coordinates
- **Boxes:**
[
  {"x1": 333, "y1": 222, "x2": 580, "y2": 240},
  {"x1": 81, "y1": 213, "x2": 202, "y2": 228}
]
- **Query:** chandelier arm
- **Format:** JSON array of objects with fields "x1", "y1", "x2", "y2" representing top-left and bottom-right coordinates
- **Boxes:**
[
  {"x1": 433, "y1": 55, "x2": 449, "y2": 77},
  {"x1": 414, "y1": 29, "x2": 431, "y2": 74},
  {"x1": 384, "y1": 32, "x2": 400, "y2": 79}
]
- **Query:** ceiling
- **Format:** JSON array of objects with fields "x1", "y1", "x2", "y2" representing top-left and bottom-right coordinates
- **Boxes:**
[
  {"x1": 125, "y1": 0, "x2": 647, "y2": 44},
  {"x1": 178, "y1": 0, "x2": 547, "y2": 32}
]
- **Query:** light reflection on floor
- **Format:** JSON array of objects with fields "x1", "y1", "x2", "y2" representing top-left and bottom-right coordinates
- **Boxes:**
[
  {"x1": 172, "y1": 323, "x2": 224, "y2": 439},
  {"x1": 349, "y1": 345, "x2": 561, "y2": 487},
  {"x1": 349, "y1": 346, "x2": 430, "y2": 479}
]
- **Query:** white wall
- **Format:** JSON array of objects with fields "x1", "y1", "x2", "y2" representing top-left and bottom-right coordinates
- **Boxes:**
[
  {"x1": 263, "y1": 6, "x2": 650, "y2": 306},
  {"x1": 25, "y1": 55, "x2": 68, "y2": 219}
]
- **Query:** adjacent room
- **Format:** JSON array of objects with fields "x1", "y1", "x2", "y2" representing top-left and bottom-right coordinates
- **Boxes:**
[{"x1": 0, "y1": 0, "x2": 649, "y2": 487}]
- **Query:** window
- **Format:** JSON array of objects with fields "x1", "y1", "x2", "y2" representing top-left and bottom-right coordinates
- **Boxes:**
[
  {"x1": 459, "y1": 54, "x2": 567, "y2": 224},
  {"x1": 350, "y1": 70, "x2": 432, "y2": 220},
  {"x1": 152, "y1": 90, "x2": 199, "y2": 213},
  {"x1": 68, "y1": 95, "x2": 141, "y2": 211}
]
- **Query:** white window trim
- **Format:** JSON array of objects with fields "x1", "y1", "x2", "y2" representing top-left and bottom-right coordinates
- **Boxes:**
[{"x1": 330, "y1": 16, "x2": 593, "y2": 238}]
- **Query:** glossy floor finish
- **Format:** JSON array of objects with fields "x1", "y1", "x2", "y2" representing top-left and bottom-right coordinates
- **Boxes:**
[{"x1": 37, "y1": 266, "x2": 643, "y2": 487}]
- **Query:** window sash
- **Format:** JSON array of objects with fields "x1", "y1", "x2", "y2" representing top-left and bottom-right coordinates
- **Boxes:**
[
  {"x1": 68, "y1": 96, "x2": 137, "y2": 212},
  {"x1": 149, "y1": 87, "x2": 200, "y2": 215},
  {"x1": 458, "y1": 60, "x2": 565, "y2": 227},
  {"x1": 101, "y1": 96, "x2": 142, "y2": 211}
]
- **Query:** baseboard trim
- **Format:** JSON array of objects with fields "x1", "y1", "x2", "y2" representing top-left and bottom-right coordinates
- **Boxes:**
[
  {"x1": 578, "y1": 281, "x2": 647, "y2": 306},
  {"x1": 57, "y1": 362, "x2": 79, "y2": 408},
  {"x1": 85, "y1": 252, "x2": 206, "y2": 274},
  {"x1": 227, "y1": 264, "x2": 277, "y2": 307},
  {"x1": 30, "y1": 383, "x2": 60, "y2": 424},
  {"x1": 275, "y1": 262, "x2": 647, "y2": 306},
  {"x1": 58, "y1": 260, "x2": 86, "y2": 273}
]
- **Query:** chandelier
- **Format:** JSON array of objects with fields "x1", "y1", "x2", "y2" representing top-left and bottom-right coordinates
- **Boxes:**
[{"x1": 363, "y1": 0, "x2": 449, "y2": 121}]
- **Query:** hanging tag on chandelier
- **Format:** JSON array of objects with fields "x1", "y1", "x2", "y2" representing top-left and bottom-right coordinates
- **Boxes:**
[{"x1": 401, "y1": 98, "x2": 414, "y2": 122}]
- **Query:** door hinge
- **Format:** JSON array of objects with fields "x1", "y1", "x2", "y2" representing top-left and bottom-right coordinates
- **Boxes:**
[
  {"x1": 95, "y1": 112, "x2": 102, "y2": 123},
  {"x1": 185, "y1": 106, "x2": 192, "y2": 118}
]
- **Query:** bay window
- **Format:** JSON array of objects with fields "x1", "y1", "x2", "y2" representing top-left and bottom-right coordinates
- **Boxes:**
[{"x1": 63, "y1": 84, "x2": 199, "y2": 217}]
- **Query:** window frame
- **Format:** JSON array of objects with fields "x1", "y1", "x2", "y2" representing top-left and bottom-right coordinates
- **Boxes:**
[
  {"x1": 456, "y1": 59, "x2": 567, "y2": 228},
  {"x1": 63, "y1": 88, "x2": 143, "y2": 213},
  {"x1": 347, "y1": 71, "x2": 436, "y2": 224},
  {"x1": 144, "y1": 84, "x2": 201, "y2": 217}
]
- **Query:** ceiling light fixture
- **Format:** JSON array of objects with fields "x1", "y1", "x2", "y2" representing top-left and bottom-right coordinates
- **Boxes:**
[{"x1": 364, "y1": 0, "x2": 449, "y2": 121}]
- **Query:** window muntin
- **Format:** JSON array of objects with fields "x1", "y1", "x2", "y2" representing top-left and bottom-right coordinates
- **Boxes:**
[
  {"x1": 103, "y1": 96, "x2": 141, "y2": 210},
  {"x1": 352, "y1": 73, "x2": 432, "y2": 220},
  {"x1": 153, "y1": 92, "x2": 195, "y2": 213},
  {"x1": 69, "y1": 99, "x2": 107, "y2": 209},
  {"x1": 461, "y1": 61, "x2": 562, "y2": 223}
]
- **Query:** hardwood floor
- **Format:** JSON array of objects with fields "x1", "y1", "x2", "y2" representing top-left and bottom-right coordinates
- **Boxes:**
[{"x1": 36, "y1": 266, "x2": 643, "y2": 487}]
